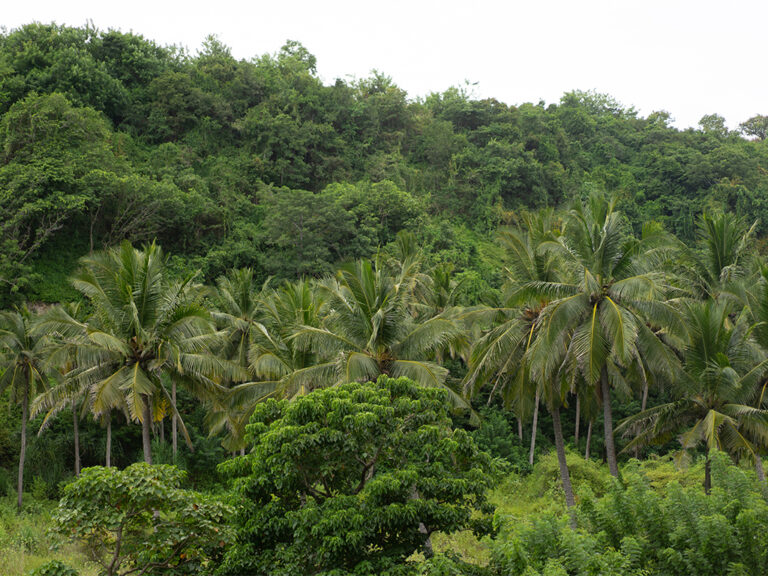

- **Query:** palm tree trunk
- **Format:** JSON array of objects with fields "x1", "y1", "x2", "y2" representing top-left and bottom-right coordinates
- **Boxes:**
[
  {"x1": 634, "y1": 379, "x2": 649, "y2": 460},
  {"x1": 529, "y1": 389, "x2": 540, "y2": 466},
  {"x1": 550, "y1": 401, "x2": 576, "y2": 527},
  {"x1": 72, "y1": 398, "x2": 80, "y2": 477},
  {"x1": 585, "y1": 420, "x2": 592, "y2": 460},
  {"x1": 574, "y1": 395, "x2": 580, "y2": 444},
  {"x1": 517, "y1": 418, "x2": 523, "y2": 441},
  {"x1": 142, "y1": 395, "x2": 153, "y2": 465},
  {"x1": 756, "y1": 454, "x2": 766, "y2": 483},
  {"x1": 18, "y1": 385, "x2": 28, "y2": 512},
  {"x1": 105, "y1": 413, "x2": 112, "y2": 468},
  {"x1": 159, "y1": 418, "x2": 165, "y2": 444},
  {"x1": 704, "y1": 453, "x2": 712, "y2": 495},
  {"x1": 172, "y1": 380, "x2": 177, "y2": 460},
  {"x1": 601, "y1": 367, "x2": 619, "y2": 478}
]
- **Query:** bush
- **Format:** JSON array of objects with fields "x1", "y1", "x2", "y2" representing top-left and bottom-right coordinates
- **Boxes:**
[
  {"x1": 471, "y1": 408, "x2": 530, "y2": 474},
  {"x1": 29, "y1": 560, "x2": 79, "y2": 576},
  {"x1": 31, "y1": 477, "x2": 49, "y2": 501},
  {"x1": 418, "y1": 553, "x2": 493, "y2": 576},
  {"x1": 526, "y1": 450, "x2": 612, "y2": 500},
  {"x1": 492, "y1": 451, "x2": 768, "y2": 575},
  {"x1": 53, "y1": 464, "x2": 232, "y2": 576}
]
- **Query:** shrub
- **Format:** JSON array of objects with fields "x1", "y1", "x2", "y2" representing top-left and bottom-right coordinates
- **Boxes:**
[
  {"x1": 29, "y1": 560, "x2": 79, "y2": 576},
  {"x1": 53, "y1": 463, "x2": 232, "y2": 576},
  {"x1": 471, "y1": 408, "x2": 530, "y2": 473},
  {"x1": 492, "y1": 451, "x2": 768, "y2": 575},
  {"x1": 31, "y1": 477, "x2": 48, "y2": 501}
]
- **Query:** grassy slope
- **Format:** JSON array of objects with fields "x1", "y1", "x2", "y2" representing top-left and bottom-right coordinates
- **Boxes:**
[{"x1": 0, "y1": 496, "x2": 97, "y2": 575}]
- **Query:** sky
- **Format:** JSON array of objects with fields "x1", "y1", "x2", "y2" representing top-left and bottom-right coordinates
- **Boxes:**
[{"x1": 3, "y1": 0, "x2": 767, "y2": 129}]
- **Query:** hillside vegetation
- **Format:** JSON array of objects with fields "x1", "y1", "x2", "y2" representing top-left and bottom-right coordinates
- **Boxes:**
[
  {"x1": 2, "y1": 23, "x2": 768, "y2": 305},
  {"x1": 2, "y1": 23, "x2": 768, "y2": 576}
]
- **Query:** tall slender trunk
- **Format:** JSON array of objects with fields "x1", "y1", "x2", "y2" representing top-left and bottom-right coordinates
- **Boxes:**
[
  {"x1": 72, "y1": 398, "x2": 80, "y2": 477},
  {"x1": 142, "y1": 395, "x2": 153, "y2": 465},
  {"x1": 756, "y1": 454, "x2": 766, "y2": 483},
  {"x1": 550, "y1": 401, "x2": 577, "y2": 527},
  {"x1": 105, "y1": 413, "x2": 112, "y2": 468},
  {"x1": 517, "y1": 418, "x2": 523, "y2": 441},
  {"x1": 89, "y1": 204, "x2": 101, "y2": 254},
  {"x1": 585, "y1": 420, "x2": 593, "y2": 460},
  {"x1": 529, "y1": 389, "x2": 540, "y2": 466},
  {"x1": 159, "y1": 418, "x2": 165, "y2": 444},
  {"x1": 704, "y1": 453, "x2": 712, "y2": 495},
  {"x1": 18, "y1": 385, "x2": 28, "y2": 512},
  {"x1": 634, "y1": 379, "x2": 649, "y2": 460},
  {"x1": 601, "y1": 367, "x2": 619, "y2": 478},
  {"x1": 574, "y1": 395, "x2": 581, "y2": 444},
  {"x1": 172, "y1": 380, "x2": 177, "y2": 460}
]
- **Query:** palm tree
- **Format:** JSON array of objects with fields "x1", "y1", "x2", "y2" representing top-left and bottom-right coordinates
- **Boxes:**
[
  {"x1": 531, "y1": 192, "x2": 678, "y2": 477},
  {"x1": 0, "y1": 306, "x2": 49, "y2": 511},
  {"x1": 414, "y1": 262, "x2": 467, "y2": 319},
  {"x1": 31, "y1": 302, "x2": 87, "y2": 476},
  {"x1": 212, "y1": 268, "x2": 271, "y2": 367},
  {"x1": 618, "y1": 300, "x2": 768, "y2": 493},
  {"x1": 464, "y1": 208, "x2": 562, "y2": 466},
  {"x1": 43, "y1": 241, "x2": 236, "y2": 464},
  {"x1": 739, "y1": 264, "x2": 768, "y2": 480},
  {"x1": 292, "y1": 257, "x2": 466, "y2": 406},
  {"x1": 207, "y1": 279, "x2": 327, "y2": 451},
  {"x1": 679, "y1": 211, "x2": 756, "y2": 303},
  {"x1": 204, "y1": 269, "x2": 277, "y2": 452},
  {"x1": 32, "y1": 303, "x2": 128, "y2": 468},
  {"x1": 248, "y1": 279, "x2": 324, "y2": 393}
]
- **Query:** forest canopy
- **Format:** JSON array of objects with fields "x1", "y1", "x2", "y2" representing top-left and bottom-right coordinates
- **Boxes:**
[{"x1": 2, "y1": 23, "x2": 768, "y2": 306}]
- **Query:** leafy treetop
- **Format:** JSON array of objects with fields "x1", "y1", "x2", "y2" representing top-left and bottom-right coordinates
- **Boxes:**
[{"x1": 217, "y1": 375, "x2": 497, "y2": 576}]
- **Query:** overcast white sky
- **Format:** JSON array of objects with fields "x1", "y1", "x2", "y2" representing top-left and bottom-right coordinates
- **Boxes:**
[{"x1": 3, "y1": 1, "x2": 766, "y2": 129}]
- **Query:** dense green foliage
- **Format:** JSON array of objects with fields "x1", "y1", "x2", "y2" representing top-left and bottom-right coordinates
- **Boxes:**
[
  {"x1": 54, "y1": 463, "x2": 232, "y2": 576},
  {"x1": 4, "y1": 21, "x2": 768, "y2": 576},
  {"x1": 493, "y1": 452, "x2": 768, "y2": 576},
  {"x1": 217, "y1": 377, "x2": 495, "y2": 576},
  {"x1": 29, "y1": 561, "x2": 80, "y2": 576},
  {"x1": 3, "y1": 23, "x2": 768, "y2": 306}
]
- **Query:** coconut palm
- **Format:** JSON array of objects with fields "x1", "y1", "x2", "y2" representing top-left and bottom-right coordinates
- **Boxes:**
[
  {"x1": 42, "y1": 241, "x2": 237, "y2": 464},
  {"x1": 204, "y1": 270, "x2": 282, "y2": 451},
  {"x1": 464, "y1": 208, "x2": 562, "y2": 466},
  {"x1": 413, "y1": 262, "x2": 467, "y2": 318},
  {"x1": 618, "y1": 300, "x2": 768, "y2": 492},
  {"x1": 739, "y1": 264, "x2": 768, "y2": 480},
  {"x1": 292, "y1": 257, "x2": 466, "y2": 406},
  {"x1": 530, "y1": 192, "x2": 679, "y2": 477},
  {"x1": 0, "y1": 306, "x2": 50, "y2": 511},
  {"x1": 32, "y1": 302, "x2": 128, "y2": 468},
  {"x1": 32, "y1": 302, "x2": 88, "y2": 475},
  {"x1": 197, "y1": 267, "x2": 269, "y2": 454},
  {"x1": 679, "y1": 211, "x2": 756, "y2": 303},
  {"x1": 249, "y1": 279, "x2": 324, "y2": 393},
  {"x1": 212, "y1": 268, "x2": 271, "y2": 367},
  {"x1": 206, "y1": 279, "x2": 326, "y2": 451}
]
